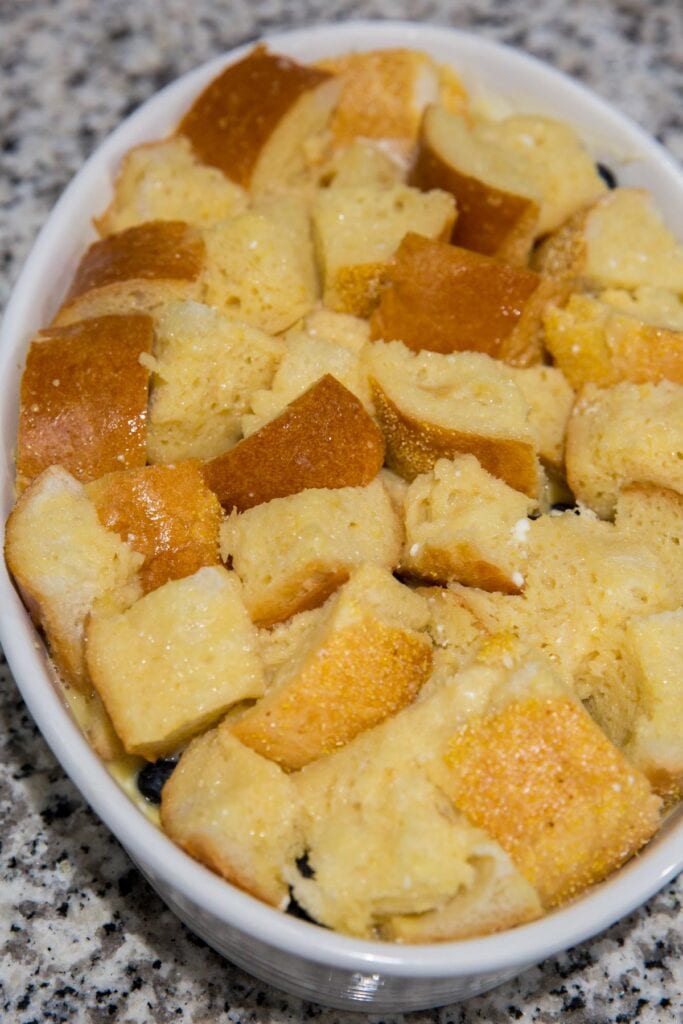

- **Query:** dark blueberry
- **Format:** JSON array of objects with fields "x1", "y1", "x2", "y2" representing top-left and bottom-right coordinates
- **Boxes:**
[
  {"x1": 596, "y1": 163, "x2": 618, "y2": 189},
  {"x1": 136, "y1": 757, "x2": 178, "y2": 804},
  {"x1": 295, "y1": 851, "x2": 315, "y2": 878}
]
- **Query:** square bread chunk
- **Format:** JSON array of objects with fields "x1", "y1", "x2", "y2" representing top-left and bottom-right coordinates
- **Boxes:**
[
  {"x1": 320, "y1": 139, "x2": 406, "y2": 190},
  {"x1": 369, "y1": 232, "x2": 549, "y2": 365},
  {"x1": 53, "y1": 221, "x2": 205, "y2": 325},
  {"x1": 543, "y1": 293, "x2": 683, "y2": 390},
  {"x1": 624, "y1": 610, "x2": 683, "y2": 797},
  {"x1": 94, "y1": 136, "x2": 248, "y2": 236},
  {"x1": 410, "y1": 105, "x2": 541, "y2": 263},
  {"x1": 312, "y1": 184, "x2": 455, "y2": 317},
  {"x1": 203, "y1": 375, "x2": 385, "y2": 511},
  {"x1": 507, "y1": 364, "x2": 575, "y2": 468},
  {"x1": 436, "y1": 654, "x2": 661, "y2": 908},
  {"x1": 86, "y1": 461, "x2": 222, "y2": 596},
  {"x1": 177, "y1": 45, "x2": 340, "y2": 194},
  {"x1": 221, "y1": 479, "x2": 402, "y2": 625},
  {"x1": 144, "y1": 301, "x2": 284, "y2": 463},
  {"x1": 402, "y1": 456, "x2": 536, "y2": 592},
  {"x1": 16, "y1": 314, "x2": 152, "y2": 493},
  {"x1": 231, "y1": 565, "x2": 433, "y2": 770},
  {"x1": 566, "y1": 380, "x2": 683, "y2": 518},
  {"x1": 365, "y1": 340, "x2": 539, "y2": 496},
  {"x1": 5, "y1": 466, "x2": 143, "y2": 691},
  {"x1": 615, "y1": 483, "x2": 683, "y2": 605},
  {"x1": 161, "y1": 724, "x2": 302, "y2": 908},
  {"x1": 86, "y1": 566, "x2": 265, "y2": 759},
  {"x1": 416, "y1": 586, "x2": 488, "y2": 696}
]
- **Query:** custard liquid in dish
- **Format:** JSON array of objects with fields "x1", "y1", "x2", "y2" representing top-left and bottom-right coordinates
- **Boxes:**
[{"x1": 1, "y1": 22, "x2": 682, "y2": 1011}]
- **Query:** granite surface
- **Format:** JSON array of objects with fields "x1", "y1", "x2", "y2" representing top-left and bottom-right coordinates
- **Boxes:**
[{"x1": 1, "y1": 1, "x2": 683, "y2": 1021}]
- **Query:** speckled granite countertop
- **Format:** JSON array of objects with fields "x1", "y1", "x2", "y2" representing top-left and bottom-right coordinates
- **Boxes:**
[{"x1": 1, "y1": 1, "x2": 682, "y2": 1021}]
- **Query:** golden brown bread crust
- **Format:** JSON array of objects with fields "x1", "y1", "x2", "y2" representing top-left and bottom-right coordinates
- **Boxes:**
[
  {"x1": 410, "y1": 136, "x2": 539, "y2": 264},
  {"x1": 402, "y1": 547, "x2": 524, "y2": 594},
  {"x1": 16, "y1": 314, "x2": 152, "y2": 492},
  {"x1": 177, "y1": 45, "x2": 333, "y2": 186},
  {"x1": 86, "y1": 461, "x2": 222, "y2": 595},
  {"x1": 202, "y1": 374, "x2": 385, "y2": 511},
  {"x1": 370, "y1": 379, "x2": 539, "y2": 497},
  {"x1": 369, "y1": 233, "x2": 544, "y2": 365}
]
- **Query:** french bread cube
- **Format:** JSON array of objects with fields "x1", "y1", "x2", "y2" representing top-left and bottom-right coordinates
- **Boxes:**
[
  {"x1": 312, "y1": 184, "x2": 456, "y2": 317},
  {"x1": 86, "y1": 460, "x2": 222, "y2": 596},
  {"x1": 52, "y1": 221, "x2": 205, "y2": 325},
  {"x1": 566, "y1": 380, "x2": 683, "y2": 518},
  {"x1": 221, "y1": 479, "x2": 402, "y2": 626},
  {"x1": 5, "y1": 466, "x2": 143, "y2": 691},
  {"x1": 296, "y1": 307, "x2": 371, "y2": 351},
  {"x1": 257, "y1": 605, "x2": 328, "y2": 681},
  {"x1": 616, "y1": 484, "x2": 683, "y2": 606},
  {"x1": 177, "y1": 45, "x2": 340, "y2": 195},
  {"x1": 161, "y1": 723, "x2": 302, "y2": 907},
  {"x1": 369, "y1": 232, "x2": 550, "y2": 365},
  {"x1": 402, "y1": 456, "x2": 537, "y2": 592},
  {"x1": 624, "y1": 610, "x2": 683, "y2": 797},
  {"x1": 320, "y1": 139, "x2": 406, "y2": 189},
  {"x1": 202, "y1": 196, "x2": 318, "y2": 333},
  {"x1": 144, "y1": 301, "x2": 284, "y2": 463},
  {"x1": 203, "y1": 375, "x2": 385, "y2": 511},
  {"x1": 410, "y1": 105, "x2": 541, "y2": 263},
  {"x1": 231, "y1": 565, "x2": 433, "y2": 770},
  {"x1": 86, "y1": 566, "x2": 264, "y2": 759},
  {"x1": 416, "y1": 586, "x2": 488, "y2": 695},
  {"x1": 543, "y1": 293, "x2": 683, "y2": 389},
  {"x1": 599, "y1": 285, "x2": 683, "y2": 331},
  {"x1": 533, "y1": 188, "x2": 683, "y2": 301},
  {"x1": 16, "y1": 314, "x2": 152, "y2": 493},
  {"x1": 94, "y1": 136, "x2": 248, "y2": 236},
  {"x1": 507, "y1": 364, "x2": 575, "y2": 468},
  {"x1": 366, "y1": 340, "x2": 540, "y2": 496}
]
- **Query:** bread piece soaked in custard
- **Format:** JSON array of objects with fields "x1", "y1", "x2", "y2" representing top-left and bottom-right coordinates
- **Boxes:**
[
  {"x1": 366, "y1": 340, "x2": 539, "y2": 496},
  {"x1": 543, "y1": 293, "x2": 683, "y2": 390},
  {"x1": 5, "y1": 466, "x2": 143, "y2": 691},
  {"x1": 566, "y1": 380, "x2": 683, "y2": 518},
  {"x1": 86, "y1": 566, "x2": 264, "y2": 759},
  {"x1": 161, "y1": 724, "x2": 302, "y2": 908},
  {"x1": 86, "y1": 460, "x2": 222, "y2": 595},
  {"x1": 599, "y1": 285, "x2": 683, "y2": 332},
  {"x1": 369, "y1": 233, "x2": 550, "y2": 365},
  {"x1": 16, "y1": 314, "x2": 153, "y2": 494},
  {"x1": 231, "y1": 565, "x2": 433, "y2": 770},
  {"x1": 507, "y1": 364, "x2": 575, "y2": 469},
  {"x1": 144, "y1": 301, "x2": 284, "y2": 463},
  {"x1": 416, "y1": 586, "x2": 488, "y2": 696},
  {"x1": 203, "y1": 375, "x2": 385, "y2": 511},
  {"x1": 401, "y1": 456, "x2": 537, "y2": 592},
  {"x1": 95, "y1": 136, "x2": 248, "y2": 235},
  {"x1": 615, "y1": 483, "x2": 683, "y2": 605},
  {"x1": 312, "y1": 184, "x2": 455, "y2": 317},
  {"x1": 221, "y1": 479, "x2": 402, "y2": 626}
]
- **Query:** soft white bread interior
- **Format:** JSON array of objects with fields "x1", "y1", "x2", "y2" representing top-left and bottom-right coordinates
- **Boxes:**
[{"x1": 507, "y1": 364, "x2": 575, "y2": 468}]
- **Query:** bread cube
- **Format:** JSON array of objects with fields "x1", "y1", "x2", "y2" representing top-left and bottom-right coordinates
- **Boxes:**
[
  {"x1": 566, "y1": 380, "x2": 683, "y2": 518},
  {"x1": 177, "y1": 45, "x2": 340, "y2": 195},
  {"x1": 221, "y1": 479, "x2": 402, "y2": 625},
  {"x1": 507, "y1": 364, "x2": 575, "y2": 468},
  {"x1": 94, "y1": 136, "x2": 248, "y2": 236},
  {"x1": 624, "y1": 610, "x2": 683, "y2": 797},
  {"x1": 599, "y1": 285, "x2": 683, "y2": 331},
  {"x1": 231, "y1": 565, "x2": 433, "y2": 770},
  {"x1": 296, "y1": 307, "x2": 371, "y2": 351},
  {"x1": 53, "y1": 221, "x2": 204, "y2": 325},
  {"x1": 312, "y1": 185, "x2": 455, "y2": 317},
  {"x1": 365, "y1": 341, "x2": 539, "y2": 496},
  {"x1": 16, "y1": 314, "x2": 152, "y2": 493},
  {"x1": 402, "y1": 456, "x2": 536, "y2": 592},
  {"x1": 145, "y1": 301, "x2": 284, "y2": 463},
  {"x1": 437, "y1": 657, "x2": 661, "y2": 908},
  {"x1": 369, "y1": 232, "x2": 549, "y2": 365},
  {"x1": 201, "y1": 197, "x2": 317, "y2": 333},
  {"x1": 86, "y1": 566, "x2": 264, "y2": 759},
  {"x1": 533, "y1": 188, "x2": 683, "y2": 301},
  {"x1": 543, "y1": 293, "x2": 683, "y2": 390},
  {"x1": 410, "y1": 105, "x2": 540, "y2": 263},
  {"x1": 203, "y1": 375, "x2": 385, "y2": 511},
  {"x1": 321, "y1": 139, "x2": 405, "y2": 189},
  {"x1": 616, "y1": 483, "x2": 683, "y2": 606},
  {"x1": 86, "y1": 460, "x2": 222, "y2": 595},
  {"x1": 161, "y1": 724, "x2": 301, "y2": 907},
  {"x1": 5, "y1": 467, "x2": 143, "y2": 690},
  {"x1": 416, "y1": 586, "x2": 487, "y2": 695}
]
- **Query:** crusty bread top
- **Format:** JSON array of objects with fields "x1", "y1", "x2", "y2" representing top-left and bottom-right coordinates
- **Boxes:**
[
  {"x1": 62, "y1": 220, "x2": 205, "y2": 307},
  {"x1": 203, "y1": 374, "x2": 385, "y2": 511},
  {"x1": 16, "y1": 314, "x2": 152, "y2": 492},
  {"x1": 177, "y1": 45, "x2": 334, "y2": 186}
]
